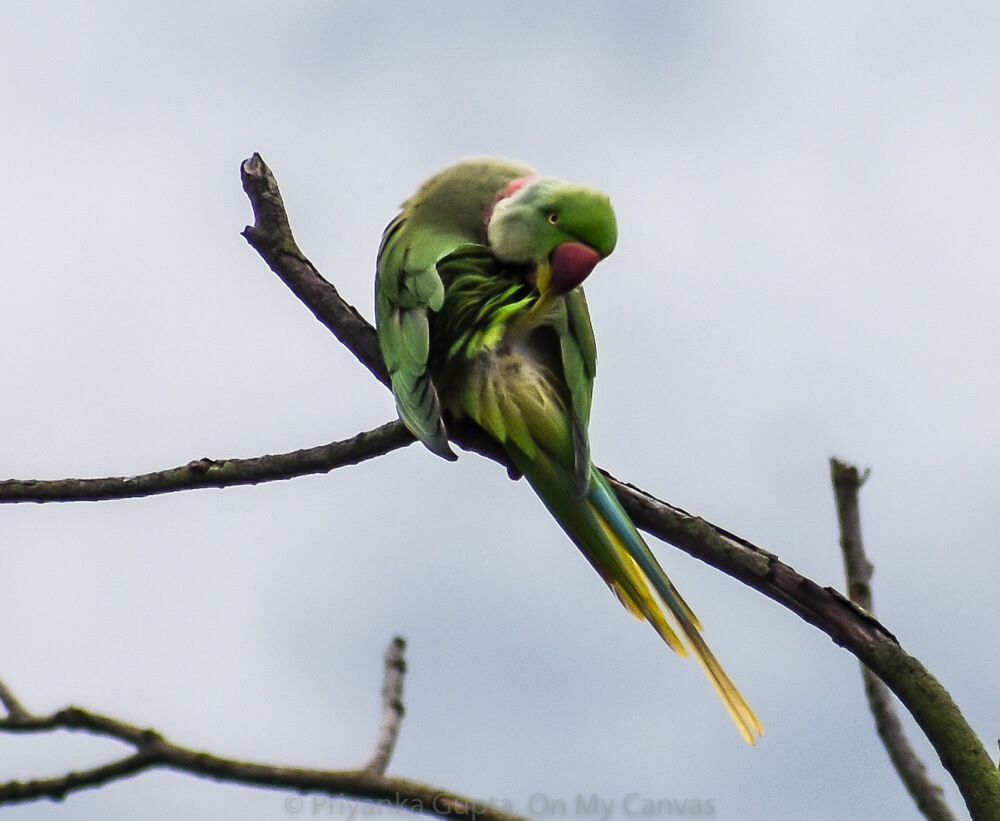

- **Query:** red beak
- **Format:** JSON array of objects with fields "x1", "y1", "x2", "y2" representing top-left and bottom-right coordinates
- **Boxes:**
[{"x1": 548, "y1": 242, "x2": 601, "y2": 295}]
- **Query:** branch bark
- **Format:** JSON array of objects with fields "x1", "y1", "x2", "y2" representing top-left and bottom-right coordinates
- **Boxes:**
[
  {"x1": 0, "y1": 640, "x2": 527, "y2": 821},
  {"x1": 240, "y1": 152, "x2": 388, "y2": 387},
  {"x1": 366, "y1": 636, "x2": 408, "y2": 775},
  {"x1": 830, "y1": 459, "x2": 960, "y2": 821},
  {"x1": 613, "y1": 472, "x2": 999, "y2": 819},
  {"x1": 1, "y1": 152, "x2": 997, "y2": 819},
  {"x1": 0, "y1": 421, "x2": 412, "y2": 503}
]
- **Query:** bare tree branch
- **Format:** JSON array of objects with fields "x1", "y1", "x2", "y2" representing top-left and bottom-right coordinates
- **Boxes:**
[
  {"x1": 1, "y1": 152, "x2": 998, "y2": 819},
  {"x1": 240, "y1": 153, "x2": 509, "y2": 467},
  {"x1": 240, "y1": 152, "x2": 388, "y2": 388},
  {"x1": 0, "y1": 680, "x2": 28, "y2": 723},
  {"x1": 612, "y1": 472, "x2": 999, "y2": 819},
  {"x1": 830, "y1": 459, "x2": 960, "y2": 821},
  {"x1": 0, "y1": 659, "x2": 526, "y2": 821},
  {"x1": 0, "y1": 421, "x2": 413, "y2": 503},
  {"x1": 243, "y1": 153, "x2": 1000, "y2": 820},
  {"x1": 366, "y1": 636, "x2": 407, "y2": 775}
]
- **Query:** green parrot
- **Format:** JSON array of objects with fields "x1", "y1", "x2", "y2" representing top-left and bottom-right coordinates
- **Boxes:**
[{"x1": 375, "y1": 157, "x2": 762, "y2": 744}]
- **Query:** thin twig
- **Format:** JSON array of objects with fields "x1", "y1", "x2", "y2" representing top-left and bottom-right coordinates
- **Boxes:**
[
  {"x1": 366, "y1": 636, "x2": 407, "y2": 774},
  {"x1": 830, "y1": 458, "x2": 959, "y2": 821},
  {"x1": 0, "y1": 679, "x2": 28, "y2": 722},
  {"x1": 0, "y1": 669, "x2": 525, "y2": 821}
]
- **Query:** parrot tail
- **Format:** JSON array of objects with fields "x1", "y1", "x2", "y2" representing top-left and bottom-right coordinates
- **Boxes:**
[{"x1": 511, "y1": 446, "x2": 763, "y2": 745}]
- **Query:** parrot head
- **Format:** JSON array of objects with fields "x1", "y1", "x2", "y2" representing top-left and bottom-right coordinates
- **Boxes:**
[{"x1": 485, "y1": 176, "x2": 617, "y2": 296}]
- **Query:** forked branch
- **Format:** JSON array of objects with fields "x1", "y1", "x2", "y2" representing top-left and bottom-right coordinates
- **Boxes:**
[
  {"x1": 0, "y1": 639, "x2": 527, "y2": 821},
  {"x1": 831, "y1": 459, "x2": 959, "y2": 821},
  {"x1": 0, "y1": 154, "x2": 996, "y2": 819}
]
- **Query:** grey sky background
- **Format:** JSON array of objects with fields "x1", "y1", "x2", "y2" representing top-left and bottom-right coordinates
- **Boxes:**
[{"x1": 2, "y1": 3, "x2": 999, "y2": 819}]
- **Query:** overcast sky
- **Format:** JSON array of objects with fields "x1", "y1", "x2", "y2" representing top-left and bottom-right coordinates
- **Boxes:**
[{"x1": 2, "y1": 3, "x2": 999, "y2": 820}]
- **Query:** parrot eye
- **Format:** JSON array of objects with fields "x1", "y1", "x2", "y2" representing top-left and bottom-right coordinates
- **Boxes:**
[{"x1": 547, "y1": 212, "x2": 559, "y2": 225}]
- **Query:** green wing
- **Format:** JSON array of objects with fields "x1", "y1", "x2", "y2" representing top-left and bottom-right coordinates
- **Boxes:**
[{"x1": 376, "y1": 212, "x2": 463, "y2": 460}]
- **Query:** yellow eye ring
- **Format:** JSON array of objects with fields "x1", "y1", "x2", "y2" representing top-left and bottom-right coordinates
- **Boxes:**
[{"x1": 547, "y1": 212, "x2": 559, "y2": 225}]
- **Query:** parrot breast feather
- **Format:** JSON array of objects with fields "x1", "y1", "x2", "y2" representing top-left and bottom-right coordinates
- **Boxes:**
[{"x1": 429, "y1": 248, "x2": 595, "y2": 499}]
